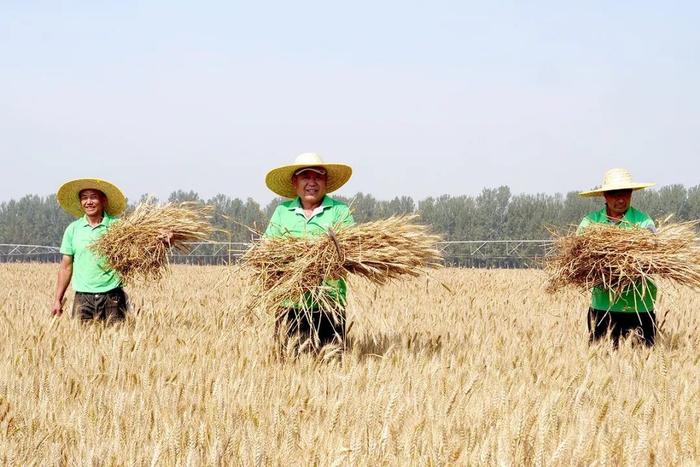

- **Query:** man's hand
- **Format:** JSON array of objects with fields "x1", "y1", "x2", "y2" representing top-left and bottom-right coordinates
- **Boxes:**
[
  {"x1": 51, "y1": 299, "x2": 64, "y2": 316},
  {"x1": 159, "y1": 230, "x2": 174, "y2": 243}
]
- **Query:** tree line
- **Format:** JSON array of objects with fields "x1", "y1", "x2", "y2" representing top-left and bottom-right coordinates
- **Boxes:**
[{"x1": 1, "y1": 185, "x2": 699, "y2": 246}]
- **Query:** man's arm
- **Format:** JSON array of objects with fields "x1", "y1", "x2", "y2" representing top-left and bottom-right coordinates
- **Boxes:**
[{"x1": 51, "y1": 255, "x2": 73, "y2": 316}]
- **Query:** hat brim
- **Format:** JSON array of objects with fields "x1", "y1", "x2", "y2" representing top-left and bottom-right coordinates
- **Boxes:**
[
  {"x1": 578, "y1": 182, "x2": 655, "y2": 197},
  {"x1": 265, "y1": 163, "x2": 353, "y2": 198},
  {"x1": 57, "y1": 178, "x2": 127, "y2": 217}
]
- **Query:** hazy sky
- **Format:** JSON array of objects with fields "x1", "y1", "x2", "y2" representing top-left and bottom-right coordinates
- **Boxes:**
[{"x1": 1, "y1": 1, "x2": 698, "y2": 205}]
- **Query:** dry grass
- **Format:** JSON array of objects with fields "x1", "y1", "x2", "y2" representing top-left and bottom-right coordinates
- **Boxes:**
[
  {"x1": 1, "y1": 263, "x2": 699, "y2": 464},
  {"x1": 242, "y1": 215, "x2": 442, "y2": 314},
  {"x1": 91, "y1": 201, "x2": 213, "y2": 284},
  {"x1": 545, "y1": 221, "x2": 700, "y2": 298}
]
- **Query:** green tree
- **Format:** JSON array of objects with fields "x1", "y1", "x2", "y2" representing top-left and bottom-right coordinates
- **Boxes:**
[
  {"x1": 168, "y1": 190, "x2": 201, "y2": 203},
  {"x1": 474, "y1": 186, "x2": 511, "y2": 240}
]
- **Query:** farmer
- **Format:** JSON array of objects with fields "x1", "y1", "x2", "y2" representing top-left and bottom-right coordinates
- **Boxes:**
[
  {"x1": 51, "y1": 178, "x2": 129, "y2": 322},
  {"x1": 578, "y1": 168, "x2": 657, "y2": 346},
  {"x1": 264, "y1": 153, "x2": 354, "y2": 351}
]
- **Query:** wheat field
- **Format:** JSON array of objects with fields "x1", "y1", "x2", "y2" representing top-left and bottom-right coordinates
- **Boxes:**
[{"x1": 0, "y1": 263, "x2": 698, "y2": 465}]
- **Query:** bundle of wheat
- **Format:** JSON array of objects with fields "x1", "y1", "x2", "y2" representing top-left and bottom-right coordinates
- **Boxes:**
[
  {"x1": 242, "y1": 215, "x2": 443, "y2": 313},
  {"x1": 91, "y1": 201, "x2": 213, "y2": 284},
  {"x1": 544, "y1": 220, "x2": 700, "y2": 297}
]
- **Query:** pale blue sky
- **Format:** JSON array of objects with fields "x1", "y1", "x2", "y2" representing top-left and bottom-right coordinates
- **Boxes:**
[{"x1": 1, "y1": 1, "x2": 698, "y2": 204}]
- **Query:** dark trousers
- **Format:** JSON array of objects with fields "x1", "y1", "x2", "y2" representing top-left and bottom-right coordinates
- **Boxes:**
[
  {"x1": 72, "y1": 288, "x2": 128, "y2": 323},
  {"x1": 276, "y1": 308, "x2": 346, "y2": 351},
  {"x1": 587, "y1": 308, "x2": 656, "y2": 347}
]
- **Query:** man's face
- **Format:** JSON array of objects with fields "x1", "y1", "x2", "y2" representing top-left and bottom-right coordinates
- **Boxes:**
[
  {"x1": 79, "y1": 189, "x2": 106, "y2": 217},
  {"x1": 292, "y1": 169, "x2": 328, "y2": 207},
  {"x1": 603, "y1": 189, "x2": 632, "y2": 216}
]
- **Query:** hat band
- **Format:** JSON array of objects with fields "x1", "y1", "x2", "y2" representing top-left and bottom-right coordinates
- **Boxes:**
[
  {"x1": 294, "y1": 167, "x2": 327, "y2": 176},
  {"x1": 78, "y1": 188, "x2": 107, "y2": 199}
]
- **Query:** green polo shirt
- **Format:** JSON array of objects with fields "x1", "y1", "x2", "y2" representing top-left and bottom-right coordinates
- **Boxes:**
[
  {"x1": 59, "y1": 213, "x2": 122, "y2": 293},
  {"x1": 264, "y1": 196, "x2": 354, "y2": 309},
  {"x1": 577, "y1": 207, "x2": 656, "y2": 313}
]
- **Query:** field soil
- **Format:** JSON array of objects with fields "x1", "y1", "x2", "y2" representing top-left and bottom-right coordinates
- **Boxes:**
[{"x1": 1, "y1": 264, "x2": 699, "y2": 465}]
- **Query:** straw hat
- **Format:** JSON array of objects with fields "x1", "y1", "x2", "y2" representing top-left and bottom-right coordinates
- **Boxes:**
[
  {"x1": 265, "y1": 153, "x2": 353, "y2": 198},
  {"x1": 57, "y1": 178, "x2": 127, "y2": 217},
  {"x1": 579, "y1": 168, "x2": 655, "y2": 197}
]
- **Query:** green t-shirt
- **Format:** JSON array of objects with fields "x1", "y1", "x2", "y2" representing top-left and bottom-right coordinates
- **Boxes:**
[
  {"x1": 264, "y1": 196, "x2": 354, "y2": 309},
  {"x1": 59, "y1": 213, "x2": 122, "y2": 293},
  {"x1": 577, "y1": 207, "x2": 656, "y2": 313}
]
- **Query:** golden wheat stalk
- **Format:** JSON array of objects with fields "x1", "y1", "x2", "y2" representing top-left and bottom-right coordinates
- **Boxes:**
[
  {"x1": 91, "y1": 201, "x2": 214, "y2": 284},
  {"x1": 544, "y1": 220, "x2": 700, "y2": 297},
  {"x1": 242, "y1": 215, "x2": 443, "y2": 314}
]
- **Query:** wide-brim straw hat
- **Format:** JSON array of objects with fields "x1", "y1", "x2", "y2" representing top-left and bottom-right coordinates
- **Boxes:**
[
  {"x1": 265, "y1": 153, "x2": 353, "y2": 198},
  {"x1": 579, "y1": 168, "x2": 655, "y2": 197},
  {"x1": 57, "y1": 178, "x2": 127, "y2": 217}
]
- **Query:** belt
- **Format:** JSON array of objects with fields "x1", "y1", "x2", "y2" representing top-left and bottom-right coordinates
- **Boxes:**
[{"x1": 75, "y1": 287, "x2": 123, "y2": 296}]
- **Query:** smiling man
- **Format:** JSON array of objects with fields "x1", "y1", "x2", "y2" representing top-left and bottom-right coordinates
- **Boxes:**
[
  {"x1": 51, "y1": 178, "x2": 128, "y2": 323},
  {"x1": 264, "y1": 153, "x2": 354, "y2": 352},
  {"x1": 578, "y1": 168, "x2": 657, "y2": 346}
]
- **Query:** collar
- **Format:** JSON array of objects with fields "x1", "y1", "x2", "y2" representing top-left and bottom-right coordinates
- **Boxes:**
[
  {"x1": 287, "y1": 196, "x2": 333, "y2": 211},
  {"x1": 80, "y1": 212, "x2": 112, "y2": 228},
  {"x1": 289, "y1": 196, "x2": 333, "y2": 218},
  {"x1": 600, "y1": 207, "x2": 632, "y2": 225}
]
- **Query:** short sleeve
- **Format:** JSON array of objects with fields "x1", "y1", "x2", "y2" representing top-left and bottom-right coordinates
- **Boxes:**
[
  {"x1": 59, "y1": 224, "x2": 75, "y2": 256},
  {"x1": 339, "y1": 205, "x2": 355, "y2": 228},
  {"x1": 264, "y1": 206, "x2": 283, "y2": 238},
  {"x1": 576, "y1": 217, "x2": 591, "y2": 235},
  {"x1": 639, "y1": 217, "x2": 656, "y2": 233}
]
